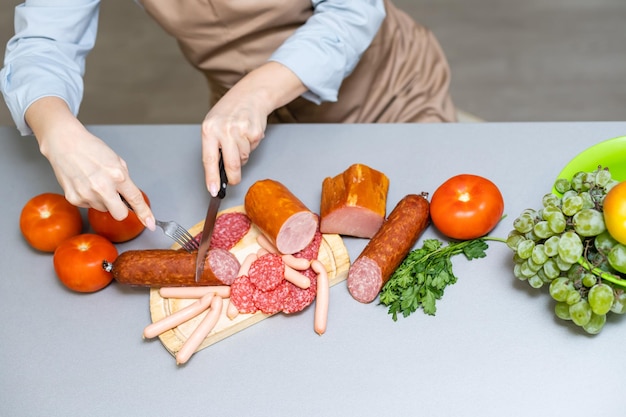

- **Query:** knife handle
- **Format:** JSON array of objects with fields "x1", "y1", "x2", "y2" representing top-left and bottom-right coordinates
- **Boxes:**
[{"x1": 217, "y1": 149, "x2": 228, "y2": 199}]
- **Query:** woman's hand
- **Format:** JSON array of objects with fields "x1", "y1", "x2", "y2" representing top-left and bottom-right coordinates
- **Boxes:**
[
  {"x1": 201, "y1": 61, "x2": 307, "y2": 196},
  {"x1": 200, "y1": 88, "x2": 268, "y2": 195},
  {"x1": 25, "y1": 97, "x2": 156, "y2": 230}
]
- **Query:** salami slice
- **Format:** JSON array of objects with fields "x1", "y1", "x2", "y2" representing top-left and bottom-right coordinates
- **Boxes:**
[
  {"x1": 209, "y1": 212, "x2": 252, "y2": 250},
  {"x1": 253, "y1": 280, "x2": 291, "y2": 314},
  {"x1": 193, "y1": 212, "x2": 252, "y2": 251},
  {"x1": 282, "y1": 268, "x2": 318, "y2": 314},
  {"x1": 230, "y1": 275, "x2": 258, "y2": 314},
  {"x1": 248, "y1": 253, "x2": 285, "y2": 292},
  {"x1": 225, "y1": 224, "x2": 323, "y2": 315}
]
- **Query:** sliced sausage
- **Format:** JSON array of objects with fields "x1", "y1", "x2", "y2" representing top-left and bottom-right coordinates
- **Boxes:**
[
  {"x1": 320, "y1": 163, "x2": 389, "y2": 238},
  {"x1": 111, "y1": 248, "x2": 240, "y2": 287},
  {"x1": 205, "y1": 212, "x2": 252, "y2": 250},
  {"x1": 244, "y1": 179, "x2": 318, "y2": 254},
  {"x1": 253, "y1": 280, "x2": 291, "y2": 315},
  {"x1": 248, "y1": 253, "x2": 285, "y2": 292},
  {"x1": 230, "y1": 275, "x2": 258, "y2": 314},
  {"x1": 347, "y1": 193, "x2": 430, "y2": 303}
]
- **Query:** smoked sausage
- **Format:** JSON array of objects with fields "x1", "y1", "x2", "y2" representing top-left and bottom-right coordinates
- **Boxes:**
[
  {"x1": 347, "y1": 193, "x2": 430, "y2": 303},
  {"x1": 110, "y1": 248, "x2": 240, "y2": 287},
  {"x1": 244, "y1": 179, "x2": 318, "y2": 254}
]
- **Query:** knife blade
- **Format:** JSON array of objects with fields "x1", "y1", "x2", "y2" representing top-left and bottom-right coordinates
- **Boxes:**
[{"x1": 194, "y1": 150, "x2": 228, "y2": 282}]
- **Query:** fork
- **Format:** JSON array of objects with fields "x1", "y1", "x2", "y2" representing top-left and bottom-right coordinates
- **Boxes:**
[
  {"x1": 119, "y1": 195, "x2": 199, "y2": 252},
  {"x1": 153, "y1": 218, "x2": 199, "y2": 252}
]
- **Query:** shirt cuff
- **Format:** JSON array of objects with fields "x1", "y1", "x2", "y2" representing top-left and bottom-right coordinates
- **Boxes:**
[
  {"x1": 269, "y1": 0, "x2": 385, "y2": 104},
  {"x1": 1, "y1": 60, "x2": 82, "y2": 136}
]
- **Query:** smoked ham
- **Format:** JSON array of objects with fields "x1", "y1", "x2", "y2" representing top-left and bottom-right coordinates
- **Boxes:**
[{"x1": 320, "y1": 163, "x2": 390, "y2": 238}]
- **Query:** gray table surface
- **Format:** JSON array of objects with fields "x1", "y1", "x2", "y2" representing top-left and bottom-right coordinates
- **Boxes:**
[{"x1": 1, "y1": 122, "x2": 625, "y2": 417}]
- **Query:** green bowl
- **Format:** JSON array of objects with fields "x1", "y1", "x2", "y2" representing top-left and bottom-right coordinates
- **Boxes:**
[
  {"x1": 554, "y1": 135, "x2": 626, "y2": 288},
  {"x1": 554, "y1": 135, "x2": 626, "y2": 194}
]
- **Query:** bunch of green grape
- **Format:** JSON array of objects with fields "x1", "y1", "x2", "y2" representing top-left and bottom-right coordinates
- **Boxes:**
[{"x1": 507, "y1": 167, "x2": 626, "y2": 334}]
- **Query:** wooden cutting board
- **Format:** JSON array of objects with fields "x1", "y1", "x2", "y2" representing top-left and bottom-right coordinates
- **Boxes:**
[{"x1": 148, "y1": 205, "x2": 351, "y2": 357}]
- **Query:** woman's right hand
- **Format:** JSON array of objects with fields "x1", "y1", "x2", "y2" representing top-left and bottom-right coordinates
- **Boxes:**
[{"x1": 25, "y1": 97, "x2": 156, "y2": 230}]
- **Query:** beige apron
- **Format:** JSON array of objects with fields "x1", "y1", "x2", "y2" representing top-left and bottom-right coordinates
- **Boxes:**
[{"x1": 138, "y1": 0, "x2": 456, "y2": 123}]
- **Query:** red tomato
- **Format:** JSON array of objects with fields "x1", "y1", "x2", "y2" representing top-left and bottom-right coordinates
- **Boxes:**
[
  {"x1": 20, "y1": 193, "x2": 83, "y2": 252},
  {"x1": 430, "y1": 174, "x2": 504, "y2": 240},
  {"x1": 53, "y1": 234, "x2": 118, "y2": 293},
  {"x1": 88, "y1": 191, "x2": 150, "y2": 243}
]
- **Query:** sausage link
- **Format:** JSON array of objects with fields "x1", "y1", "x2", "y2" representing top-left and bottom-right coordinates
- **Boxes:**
[
  {"x1": 111, "y1": 248, "x2": 239, "y2": 287},
  {"x1": 284, "y1": 265, "x2": 311, "y2": 289},
  {"x1": 226, "y1": 299, "x2": 240, "y2": 320},
  {"x1": 175, "y1": 295, "x2": 223, "y2": 365},
  {"x1": 143, "y1": 292, "x2": 214, "y2": 339},
  {"x1": 282, "y1": 254, "x2": 311, "y2": 271},
  {"x1": 347, "y1": 193, "x2": 430, "y2": 303},
  {"x1": 256, "y1": 234, "x2": 278, "y2": 254},
  {"x1": 311, "y1": 260, "x2": 329, "y2": 335},
  {"x1": 238, "y1": 253, "x2": 258, "y2": 277},
  {"x1": 158, "y1": 286, "x2": 231, "y2": 299}
]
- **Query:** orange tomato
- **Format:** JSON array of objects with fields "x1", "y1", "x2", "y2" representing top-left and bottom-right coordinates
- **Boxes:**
[
  {"x1": 88, "y1": 191, "x2": 150, "y2": 243},
  {"x1": 430, "y1": 174, "x2": 505, "y2": 240},
  {"x1": 603, "y1": 181, "x2": 626, "y2": 245},
  {"x1": 20, "y1": 193, "x2": 83, "y2": 252},
  {"x1": 53, "y1": 234, "x2": 118, "y2": 293}
]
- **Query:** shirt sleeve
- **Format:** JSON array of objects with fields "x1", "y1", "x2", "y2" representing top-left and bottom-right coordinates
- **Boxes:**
[
  {"x1": 268, "y1": 0, "x2": 386, "y2": 104},
  {"x1": 0, "y1": 0, "x2": 100, "y2": 135}
]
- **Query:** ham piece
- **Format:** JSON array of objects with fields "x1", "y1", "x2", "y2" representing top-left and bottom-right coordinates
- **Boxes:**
[{"x1": 319, "y1": 163, "x2": 390, "y2": 238}]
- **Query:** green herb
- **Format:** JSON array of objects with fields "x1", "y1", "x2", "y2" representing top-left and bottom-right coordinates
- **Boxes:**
[{"x1": 379, "y1": 238, "x2": 496, "y2": 320}]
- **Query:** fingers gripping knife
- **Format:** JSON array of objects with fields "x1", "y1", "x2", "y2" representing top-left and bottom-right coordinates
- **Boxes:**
[{"x1": 194, "y1": 151, "x2": 228, "y2": 282}]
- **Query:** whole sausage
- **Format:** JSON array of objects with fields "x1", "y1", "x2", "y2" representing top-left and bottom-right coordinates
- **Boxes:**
[
  {"x1": 110, "y1": 248, "x2": 240, "y2": 287},
  {"x1": 244, "y1": 179, "x2": 318, "y2": 255},
  {"x1": 347, "y1": 193, "x2": 430, "y2": 303}
]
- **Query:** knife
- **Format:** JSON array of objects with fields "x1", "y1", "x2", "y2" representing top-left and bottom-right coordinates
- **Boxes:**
[{"x1": 194, "y1": 150, "x2": 228, "y2": 282}]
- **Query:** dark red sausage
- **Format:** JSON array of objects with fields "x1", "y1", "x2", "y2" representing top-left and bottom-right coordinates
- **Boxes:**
[
  {"x1": 347, "y1": 193, "x2": 430, "y2": 303},
  {"x1": 111, "y1": 248, "x2": 240, "y2": 287}
]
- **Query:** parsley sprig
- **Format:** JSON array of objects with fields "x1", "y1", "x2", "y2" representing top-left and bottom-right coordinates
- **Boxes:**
[{"x1": 379, "y1": 237, "x2": 502, "y2": 320}]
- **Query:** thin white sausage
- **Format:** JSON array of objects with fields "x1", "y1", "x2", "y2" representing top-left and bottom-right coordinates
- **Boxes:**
[
  {"x1": 238, "y1": 253, "x2": 258, "y2": 277},
  {"x1": 311, "y1": 260, "x2": 329, "y2": 336},
  {"x1": 226, "y1": 299, "x2": 240, "y2": 320},
  {"x1": 143, "y1": 292, "x2": 214, "y2": 339},
  {"x1": 256, "y1": 234, "x2": 278, "y2": 254},
  {"x1": 176, "y1": 295, "x2": 223, "y2": 365},
  {"x1": 282, "y1": 254, "x2": 311, "y2": 271},
  {"x1": 159, "y1": 286, "x2": 231, "y2": 299},
  {"x1": 284, "y1": 265, "x2": 311, "y2": 289}
]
